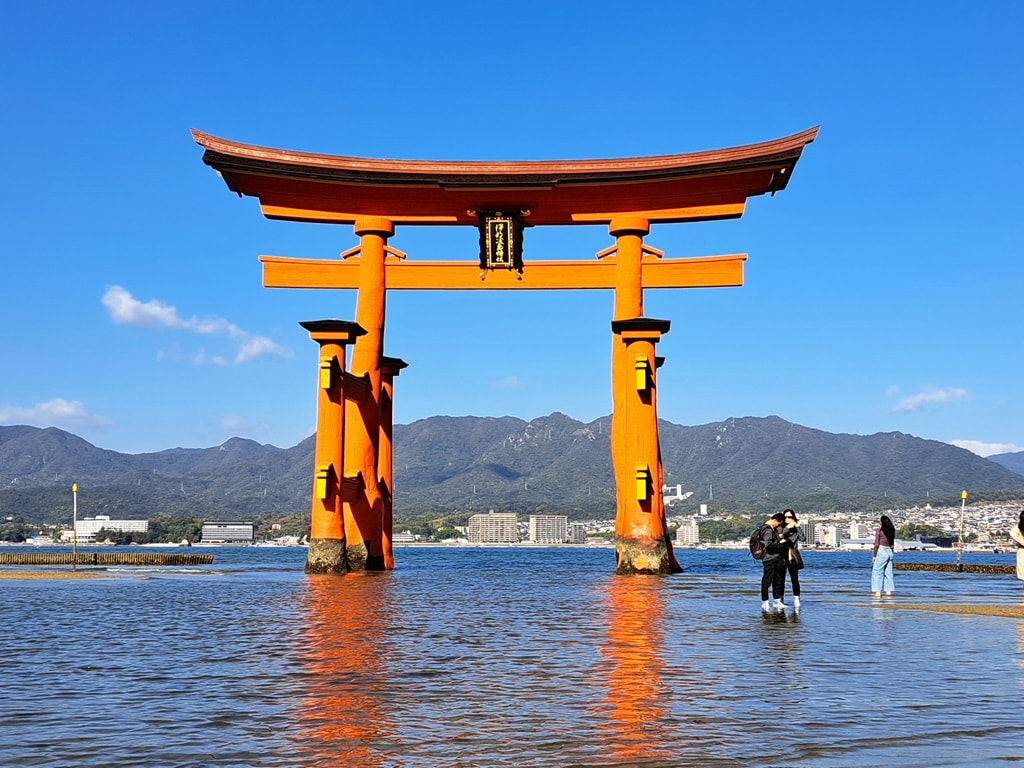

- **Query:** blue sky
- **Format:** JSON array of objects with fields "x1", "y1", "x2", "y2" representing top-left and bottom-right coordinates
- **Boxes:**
[{"x1": 1, "y1": 2, "x2": 1021, "y2": 458}]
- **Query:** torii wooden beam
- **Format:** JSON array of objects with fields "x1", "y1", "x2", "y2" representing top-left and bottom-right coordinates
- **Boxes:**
[
  {"x1": 259, "y1": 253, "x2": 746, "y2": 291},
  {"x1": 195, "y1": 126, "x2": 817, "y2": 575}
]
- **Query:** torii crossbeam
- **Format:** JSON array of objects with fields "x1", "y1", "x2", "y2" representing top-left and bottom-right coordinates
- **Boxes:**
[{"x1": 195, "y1": 127, "x2": 817, "y2": 575}]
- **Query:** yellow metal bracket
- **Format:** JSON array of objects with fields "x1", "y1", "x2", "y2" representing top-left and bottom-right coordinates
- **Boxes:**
[
  {"x1": 634, "y1": 354, "x2": 652, "y2": 392},
  {"x1": 635, "y1": 464, "x2": 651, "y2": 501},
  {"x1": 319, "y1": 355, "x2": 341, "y2": 390},
  {"x1": 314, "y1": 463, "x2": 335, "y2": 500}
]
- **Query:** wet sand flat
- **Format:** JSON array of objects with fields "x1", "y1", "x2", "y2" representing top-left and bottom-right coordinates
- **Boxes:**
[
  {"x1": 0, "y1": 570, "x2": 111, "y2": 580},
  {"x1": 882, "y1": 602, "x2": 1024, "y2": 619}
]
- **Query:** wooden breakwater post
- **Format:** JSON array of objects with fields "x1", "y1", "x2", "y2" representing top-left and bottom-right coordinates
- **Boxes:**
[
  {"x1": 0, "y1": 552, "x2": 214, "y2": 566},
  {"x1": 895, "y1": 562, "x2": 1014, "y2": 575}
]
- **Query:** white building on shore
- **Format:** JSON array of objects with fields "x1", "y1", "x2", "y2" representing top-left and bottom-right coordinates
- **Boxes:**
[
  {"x1": 67, "y1": 515, "x2": 148, "y2": 544},
  {"x1": 676, "y1": 518, "x2": 700, "y2": 546},
  {"x1": 200, "y1": 521, "x2": 255, "y2": 544},
  {"x1": 528, "y1": 515, "x2": 568, "y2": 544},
  {"x1": 568, "y1": 522, "x2": 588, "y2": 544},
  {"x1": 467, "y1": 511, "x2": 518, "y2": 543}
]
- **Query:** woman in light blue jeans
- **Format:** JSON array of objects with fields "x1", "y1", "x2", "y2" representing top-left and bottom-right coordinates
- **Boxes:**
[{"x1": 871, "y1": 514, "x2": 896, "y2": 596}]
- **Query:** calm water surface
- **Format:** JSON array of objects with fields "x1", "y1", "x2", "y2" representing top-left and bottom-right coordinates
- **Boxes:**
[{"x1": 2, "y1": 546, "x2": 1023, "y2": 767}]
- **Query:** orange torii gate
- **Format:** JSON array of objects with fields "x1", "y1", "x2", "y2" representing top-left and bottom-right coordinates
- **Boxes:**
[{"x1": 194, "y1": 127, "x2": 817, "y2": 575}]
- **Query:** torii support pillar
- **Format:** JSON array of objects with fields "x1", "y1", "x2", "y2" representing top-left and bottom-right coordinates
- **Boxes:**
[
  {"x1": 300, "y1": 320, "x2": 367, "y2": 574},
  {"x1": 379, "y1": 355, "x2": 408, "y2": 570},
  {"x1": 611, "y1": 318, "x2": 680, "y2": 575}
]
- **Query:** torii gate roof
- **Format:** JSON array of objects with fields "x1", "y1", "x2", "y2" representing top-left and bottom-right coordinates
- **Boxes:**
[{"x1": 193, "y1": 127, "x2": 818, "y2": 227}]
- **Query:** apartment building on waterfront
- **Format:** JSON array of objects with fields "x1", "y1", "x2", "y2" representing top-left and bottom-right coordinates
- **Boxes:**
[
  {"x1": 811, "y1": 523, "x2": 837, "y2": 547},
  {"x1": 568, "y1": 522, "x2": 588, "y2": 544},
  {"x1": 467, "y1": 511, "x2": 518, "y2": 543},
  {"x1": 849, "y1": 521, "x2": 873, "y2": 540},
  {"x1": 528, "y1": 515, "x2": 568, "y2": 544},
  {"x1": 676, "y1": 518, "x2": 700, "y2": 546}
]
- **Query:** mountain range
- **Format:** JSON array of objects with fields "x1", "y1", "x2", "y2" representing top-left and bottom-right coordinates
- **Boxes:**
[{"x1": 2, "y1": 415, "x2": 1022, "y2": 526}]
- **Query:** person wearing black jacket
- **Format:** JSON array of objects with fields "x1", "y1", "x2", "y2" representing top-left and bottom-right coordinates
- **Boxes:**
[
  {"x1": 780, "y1": 508, "x2": 806, "y2": 610},
  {"x1": 759, "y1": 512, "x2": 788, "y2": 611}
]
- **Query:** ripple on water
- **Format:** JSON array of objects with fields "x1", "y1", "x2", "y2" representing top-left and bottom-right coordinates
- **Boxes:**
[{"x1": 2, "y1": 547, "x2": 1023, "y2": 767}]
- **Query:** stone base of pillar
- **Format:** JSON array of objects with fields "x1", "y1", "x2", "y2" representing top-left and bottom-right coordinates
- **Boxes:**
[
  {"x1": 305, "y1": 539, "x2": 348, "y2": 574},
  {"x1": 342, "y1": 541, "x2": 386, "y2": 571},
  {"x1": 615, "y1": 537, "x2": 684, "y2": 575}
]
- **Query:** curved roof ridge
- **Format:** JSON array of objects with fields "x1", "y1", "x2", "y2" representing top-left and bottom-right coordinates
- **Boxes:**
[
  {"x1": 191, "y1": 127, "x2": 819, "y2": 177},
  {"x1": 193, "y1": 127, "x2": 818, "y2": 226}
]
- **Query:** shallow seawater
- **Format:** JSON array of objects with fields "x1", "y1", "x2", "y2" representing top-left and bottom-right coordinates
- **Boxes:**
[{"x1": 2, "y1": 546, "x2": 1022, "y2": 767}]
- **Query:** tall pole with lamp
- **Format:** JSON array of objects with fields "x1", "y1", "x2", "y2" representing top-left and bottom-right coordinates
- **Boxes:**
[
  {"x1": 956, "y1": 489, "x2": 967, "y2": 570},
  {"x1": 72, "y1": 483, "x2": 78, "y2": 571}
]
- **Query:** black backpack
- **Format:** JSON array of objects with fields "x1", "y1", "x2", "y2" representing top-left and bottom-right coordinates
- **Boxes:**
[{"x1": 749, "y1": 525, "x2": 766, "y2": 560}]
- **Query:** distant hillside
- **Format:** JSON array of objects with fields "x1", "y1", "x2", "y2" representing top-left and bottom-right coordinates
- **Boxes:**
[
  {"x1": 989, "y1": 451, "x2": 1024, "y2": 476},
  {"x1": 391, "y1": 414, "x2": 1024, "y2": 517},
  {"x1": 2, "y1": 415, "x2": 1022, "y2": 526}
]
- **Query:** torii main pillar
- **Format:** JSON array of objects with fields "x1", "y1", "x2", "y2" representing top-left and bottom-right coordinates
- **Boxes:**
[
  {"x1": 342, "y1": 217, "x2": 393, "y2": 571},
  {"x1": 608, "y1": 217, "x2": 680, "y2": 574},
  {"x1": 193, "y1": 126, "x2": 817, "y2": 575}
]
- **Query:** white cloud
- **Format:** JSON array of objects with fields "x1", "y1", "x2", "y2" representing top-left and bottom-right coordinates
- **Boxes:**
[
  {"x1": 951, "y1": 440, "x2": 1024, "y2": 458},
  {"x1": 101, "y1": 286, "x2": 290, "y2": 364},
  {"x1": 102, "y1": 285, "x2": 184, "y2": 329},
  {"x1": 891, "y1": 387, "x2": 968, "y2": 414},
  {"x1": 492, "y1": 375, "x2": 526, "y2": 390},
  {"x1": 219, "y1": 414, "x2": 250, "y2": 432},
  {"x1": 191, "y1": 350, "x2": 229, "y2": 367},
  {"x1": 0, "y1": 398, "x2": 111, "y2": 431},
  {"x1": 235, "y1": 336, "x2": 285, "y2": 364}
]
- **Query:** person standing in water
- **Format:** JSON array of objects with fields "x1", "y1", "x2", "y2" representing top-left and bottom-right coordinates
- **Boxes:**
[
  {"x1": 871, "y1": 514, "x2": 897, "y2": 597},
  {"x1": 1009, "y1": 510, "x2": 1024, "y2": 590},
  {"x1": 757, "y1": 512, "x2": 788, "y2": 611},
  {"x1": 780, "y1": 508, "x2": 806, "y2": 609}
]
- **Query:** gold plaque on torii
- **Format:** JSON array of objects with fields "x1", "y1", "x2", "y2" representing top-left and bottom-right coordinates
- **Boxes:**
[{"x1": 476, "y1": 211, "x2": 524, "y2": 273}]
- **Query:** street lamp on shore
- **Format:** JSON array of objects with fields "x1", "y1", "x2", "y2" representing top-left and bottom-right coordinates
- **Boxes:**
[{"x1": 72, "y1": 483, "x2": 78, "y2": 570}]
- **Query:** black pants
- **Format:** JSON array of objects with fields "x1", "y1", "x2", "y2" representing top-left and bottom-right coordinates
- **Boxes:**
[
  {"x1": 760, "y1": 557, "x2": 786, "y2": 600},
  {"x1": 785, "y1": 559, "x2": 801, "y2": 597}
]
